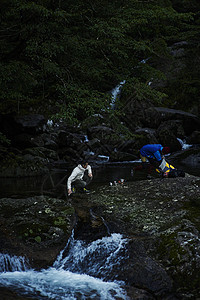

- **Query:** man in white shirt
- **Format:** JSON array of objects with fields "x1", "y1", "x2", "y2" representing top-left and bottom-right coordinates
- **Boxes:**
[{"x1": 67, "y1": 161, "x2": 93, "y2": 195}]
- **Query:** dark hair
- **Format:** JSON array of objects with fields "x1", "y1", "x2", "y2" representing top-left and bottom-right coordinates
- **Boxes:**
[
  {"x1": 162, "y1": 147, "x2": 170, "y2": 155},
  {"x1": 80, "y1": 160, "x2": 88, "y2": 166}
]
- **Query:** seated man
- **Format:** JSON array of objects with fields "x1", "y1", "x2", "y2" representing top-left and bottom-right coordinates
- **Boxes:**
[{"x1": 67, "y1": 160, "x2": 93, "y2": 196}]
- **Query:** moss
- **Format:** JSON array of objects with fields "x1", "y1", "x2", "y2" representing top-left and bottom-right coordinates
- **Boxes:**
[
  {"x1": 16, "y1": 223, "x2": 49, "y2": 241},
  {"x1": 54, "y1": 216, "x2": 66, "y2": 226},
  {"x1": 61, "y1": 207, "x2": 75, "y2": 215},
  {"x1": 183, "y1": 200, "x2": 200, "y2": 231},
  {"x1": 35, "y1": 236, "x2": 41, "y2": 243},
  {"x1": 157, "y1": 233, "x2": 186, "y2": 266}
]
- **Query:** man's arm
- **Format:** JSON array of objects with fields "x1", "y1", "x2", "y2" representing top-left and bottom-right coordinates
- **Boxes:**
[
  {"x1": 87, "y1": 165, "x2": 93, "y2": 177},
  {"x1": 67, "y1": 168, "x2": 78, "y2": 195},
  {"x1": 153, "y1": 150, "x2": 162, "y2": 162}
]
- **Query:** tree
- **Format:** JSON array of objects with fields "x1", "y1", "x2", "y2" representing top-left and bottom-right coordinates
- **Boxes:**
[{"x1": 0, "y1": 0, "x2": 197, "y2": 123}]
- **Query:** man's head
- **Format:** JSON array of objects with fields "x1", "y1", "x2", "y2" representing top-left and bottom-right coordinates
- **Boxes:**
[
  {"x1": 81, "y1": 160, "x2": 88, "y2": 169},
  {"x1": 162, "y1": 147, "x2": 170, "y2": 155}
]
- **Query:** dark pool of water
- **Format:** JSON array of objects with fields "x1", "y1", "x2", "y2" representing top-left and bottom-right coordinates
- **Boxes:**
[{"x1": 0, "y1": 161, "x2": 199, "y2": 198}]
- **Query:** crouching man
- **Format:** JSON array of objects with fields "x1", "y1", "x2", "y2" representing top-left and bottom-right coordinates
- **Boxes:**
[{"x1": 67, "y1": 160, "x2": 93, "y2": 196}]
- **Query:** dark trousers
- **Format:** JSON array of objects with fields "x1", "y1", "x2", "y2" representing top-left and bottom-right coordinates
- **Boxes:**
[{"x1": 73, "y1": 174, "x2": 92, "y2": 189}]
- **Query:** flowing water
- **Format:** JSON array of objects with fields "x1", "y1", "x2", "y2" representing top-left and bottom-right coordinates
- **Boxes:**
[
  {"x1": 0, "y1": 140, "x2": 199, "y2": 298},
  {"x1": 0, "y1": 232, "x2": 129, "y2": 299}
]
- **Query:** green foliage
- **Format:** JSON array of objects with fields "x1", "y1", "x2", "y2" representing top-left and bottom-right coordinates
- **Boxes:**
[
  {"x1": 121, "y1": 77, "x2": 167, "y2": 105},
  {"x1": 0, "y1": 132, "x2": 11, "y2": 145},
  {"x1": 0, "y1": 0, "x2": 198, "y2": 121},
  {"x1": 52, "y1": 83, "x2": 111, "y2": 124}
]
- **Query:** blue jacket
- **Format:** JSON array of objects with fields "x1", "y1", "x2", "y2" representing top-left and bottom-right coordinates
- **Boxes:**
[{"x1": 140, "y1": 144, "x2": 163, "y2": 161}]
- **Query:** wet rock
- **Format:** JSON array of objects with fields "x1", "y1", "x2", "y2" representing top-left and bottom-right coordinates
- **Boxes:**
[
  {"x1": 1, "y1": 173, "x2": 200, "y2": 298},
  {"x1": 157, "y1": 120, "x2": 184, "y2": 152},
  {"x1": 13, "y1": 133, "x2": 45, "y2": 148},
  {"x1": 87, "y1": 174, "x2": 200, "y2": 299},
  {"x1": 186, "y1": 130, "x2": 200, "y2": 145},
  {"x1": 169, "y1": 147, "x2": 200, "y2": 171},
  {"x1": 0, "y1": 196, "x2": 75, "y2": 268},
  {"x1": 154, "y1": 107, "x2": 200, "y2": 135}
]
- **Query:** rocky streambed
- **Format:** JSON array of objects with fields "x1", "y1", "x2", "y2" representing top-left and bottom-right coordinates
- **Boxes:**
[{"x1": 0, "y1": 173, "x2": 200, "y2": 299}]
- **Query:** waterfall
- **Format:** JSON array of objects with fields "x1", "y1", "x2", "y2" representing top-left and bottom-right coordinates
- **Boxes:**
[
  {"x1": 110, "y1": 80, "x2": 126, "y2": 109},
  {"x1": 0, "y1": 254, "x2": 29, "y2": 272},
  {"x1": 177, "y1": 138, "x2": 192, "y2": 150},
  {"x1": 0, "y1": 233, "x2": 129, "y2": 300}
]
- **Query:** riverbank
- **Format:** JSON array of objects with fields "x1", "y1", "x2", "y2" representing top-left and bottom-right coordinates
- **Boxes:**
[{"x1": 0, "y1": 173, "x2": 200, "y2": 299}]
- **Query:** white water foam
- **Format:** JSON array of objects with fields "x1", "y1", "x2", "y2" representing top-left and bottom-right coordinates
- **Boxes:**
[
  {"x1": 0, "y1": 233, "x2": 129, "y2": 300},
  {"x1": 0, "y1": 269, "x2": 127, "y2": 300},
  {"x1": 177, "y1": 138, "x2": 192, "y2": 150},
  {"x1": 0, "y1": 253, "x2": 29, "y2": 272}
]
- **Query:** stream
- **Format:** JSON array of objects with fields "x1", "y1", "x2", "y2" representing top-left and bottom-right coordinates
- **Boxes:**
[
  {"x1": 0, "y1": 232, "x2": 128, "y2": 299},
  {"x1": 0, "y1": 142, "x2": 200, "y2": 299}
]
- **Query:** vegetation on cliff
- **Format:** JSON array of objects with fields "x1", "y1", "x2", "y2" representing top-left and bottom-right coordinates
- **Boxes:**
[{"x1": 0, "y1": 0, "x2": 199, "y2": 126}]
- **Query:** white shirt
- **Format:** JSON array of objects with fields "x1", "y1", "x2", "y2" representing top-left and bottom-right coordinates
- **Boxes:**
[{"x1": 67, "y1": 164, "x2": 92, "y2": 190}]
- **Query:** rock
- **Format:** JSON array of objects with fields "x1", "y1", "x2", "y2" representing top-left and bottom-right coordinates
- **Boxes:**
[
  {"x1": 169, "y1": 147, "x2": 200, "y2": 173},
  {"x1": 87, "y1": 125, "x2": 115, "y2": 142},
  {"x1": 0, "y1": 196, "x2": 75, "y2": 268},
  {"x1": 23, "y1": 147, "x2": 58, "y2": 161},
  {"x1": 157, "y1": 120, "x2": 184, "y2": 152},
  {"x1": 135, "y1": 128, "x2": 159, "y2": 144},
  {"x1": 13, "y1": 133, "x2": 45, "y2": 148},
  {"x1": 87, "y1": 174, "x2": 200, "y2": 299},
  {"x1": 186, "y1": 130, "x2": 200, "y2": 145},
  {"x1": 13, "y1": 114, "x2": 46, "y2": 135},
  {"x1": 0, "y1": 173, "x2": 200, "y2": 298},
  {"x1": 143, "y1": 107, "x2": 162, "y2": 129},
  {"x1": 154, "y1": 107, "x2": 200, "y2": 135}
]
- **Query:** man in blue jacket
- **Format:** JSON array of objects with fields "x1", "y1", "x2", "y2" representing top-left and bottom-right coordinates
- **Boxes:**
[
  {"x1": 135, "y1": 144, "x2": 170, "y2": 177},
  {"x1": 140, "y1": 144, "x2": 170, "y2": 165}
]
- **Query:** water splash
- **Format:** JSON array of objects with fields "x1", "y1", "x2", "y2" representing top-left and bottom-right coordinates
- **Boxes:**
[
  {"x1": 110, "y1": 80, "x2": 126, "y2": 109},
  {"x1": 0, "y1": 234, "x2": 129, "y2": 300},
  {"x1": 177, "y1": 138, "x2": 192, "y2": 150},
  {"x1": 54, "y1": 233, "x2": 128, "y2": 279},
  {"x1": 0, "y1": 253, "x2": 29, "y2": 272}
]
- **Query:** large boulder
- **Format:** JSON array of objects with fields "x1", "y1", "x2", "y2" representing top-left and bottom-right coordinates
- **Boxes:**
[
  {"x1": 13, "y1": 134, "x2": 45, "y2": 149},
  {"x1": 0, "y1": 172, "x2": 200, "y2": 299},
  {"x1": 144, "y1": 107, "x2": 200, "y2": 135},
  {"x1": 156, "y1": 107, "x2": 200, "y2": 133},
  {"x1": 156, "y1": 120, "x2": 184, "y2": 152},
  {"x1": 186, "y1": 131, "x2": 200, "y2": 145},
  {"x1": 0, "y1": 114, "x2": 46, "y2": 137},
  {"x1": 0, "y1": 196, "x2": 75, "y2": 268},
  {"x1": 120, "y1": 98, "x2": 153, "y2": 131}
]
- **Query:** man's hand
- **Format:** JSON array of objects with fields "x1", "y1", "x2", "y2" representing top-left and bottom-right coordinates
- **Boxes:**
[
  {"x1": 88, "y1": 173, "x2": 93, "y2": 178},
  {"x1": 68, "y1": 189, "x2": 72, "y2": 196}
]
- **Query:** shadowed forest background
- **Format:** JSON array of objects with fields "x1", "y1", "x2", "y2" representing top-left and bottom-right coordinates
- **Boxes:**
[{"x1": 0, "y1": 0, "x2": 200, "y2": 127}]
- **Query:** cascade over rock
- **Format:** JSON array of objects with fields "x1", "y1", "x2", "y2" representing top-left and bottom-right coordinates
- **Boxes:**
[
  {"x1": 0, "y1": 109, "x2": 200, "y2": 177},
  {"x1": 0, "y1": 173, "x2": 200, "y2": 299}
]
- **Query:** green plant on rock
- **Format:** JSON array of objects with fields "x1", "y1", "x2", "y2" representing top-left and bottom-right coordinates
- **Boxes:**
[{"x1": 0, "y1": 132, "x2": 10, "y2": 145}]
